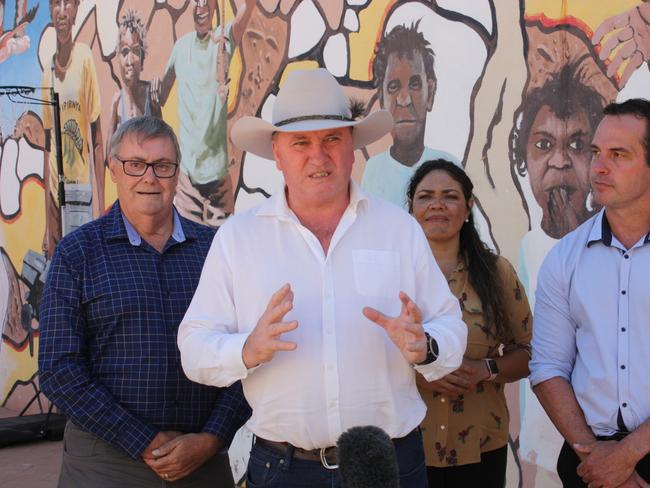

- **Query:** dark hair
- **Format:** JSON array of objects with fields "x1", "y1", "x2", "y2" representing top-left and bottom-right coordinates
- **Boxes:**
[
  {"x1": 117, "y1": 9, "x2": 148, "y2": 68},
  {"x1": 108, "y1": 115, "x2": 181, "y2": 164},
  {"x1": 373, "y1": 20, "x2": 436, "y2": 90},
  {"x1": 407, "y1": 159, "x2": 508, "y2": 341},
  {"x1": 602, "y1": 98, "x2": 650, "y2": 166},
  {"x1": 512, "y1": 62, "x2": 606, "y2": 176}
]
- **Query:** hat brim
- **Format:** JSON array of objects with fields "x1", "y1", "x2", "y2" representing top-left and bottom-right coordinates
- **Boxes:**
[{"x1": 232, "y1": 110, "x2": 393, "y2": 160}]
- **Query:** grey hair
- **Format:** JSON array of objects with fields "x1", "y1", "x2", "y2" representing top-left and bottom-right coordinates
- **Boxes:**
[{"x1": 108, "y1": 116, "x2": 181, "y2": 164}]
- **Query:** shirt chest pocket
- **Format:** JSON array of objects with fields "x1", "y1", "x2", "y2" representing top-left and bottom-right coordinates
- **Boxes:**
[{"x1": 352, "y1": 250, "x2": 400, "y2": 298}]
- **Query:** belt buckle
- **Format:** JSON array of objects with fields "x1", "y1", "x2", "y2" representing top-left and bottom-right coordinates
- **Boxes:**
[{"x1": 319, "y1": 447, "x2": 338, "y2": 470}]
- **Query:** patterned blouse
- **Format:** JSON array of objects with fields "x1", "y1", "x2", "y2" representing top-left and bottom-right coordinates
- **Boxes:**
[{"x1": 418, "y1": 256, "x2": 532, "y2": 467}]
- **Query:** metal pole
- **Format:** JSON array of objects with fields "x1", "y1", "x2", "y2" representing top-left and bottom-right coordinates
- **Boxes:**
[{"x1": 51, "y1": 89, "x2": 66, "y2": 234}]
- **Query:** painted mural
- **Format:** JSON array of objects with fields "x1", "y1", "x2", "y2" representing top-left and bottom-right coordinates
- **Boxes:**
[{"x1": 1, "y1": 0, "x2": 649, "y2": 486}]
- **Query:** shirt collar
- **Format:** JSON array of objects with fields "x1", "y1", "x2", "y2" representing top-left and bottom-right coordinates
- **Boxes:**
[
  {"x1": 587, "y1": 209, "x2": 612, "y2": 248},
  {"x1": 254, "y1": 180, "x2": 369, "y2": 221},
  {"x1": 587, "y1": 207, "x2": 650, "y2": 248},
  {"x1": 107, "y1": 201, "x2": 187, "y2": 246}
]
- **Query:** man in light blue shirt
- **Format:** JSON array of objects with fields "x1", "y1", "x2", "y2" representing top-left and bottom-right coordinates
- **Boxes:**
[
  {"x1": 362, "y1": 21, "x2": 457, "y2": 207},
  {"x1": 530, "y1": 98, "x2": 650, "y2": 487}
]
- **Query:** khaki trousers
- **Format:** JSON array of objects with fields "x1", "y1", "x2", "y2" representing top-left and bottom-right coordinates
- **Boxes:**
[{"x1": 58, "y1": 421, "x2": 235, "y2": 488}]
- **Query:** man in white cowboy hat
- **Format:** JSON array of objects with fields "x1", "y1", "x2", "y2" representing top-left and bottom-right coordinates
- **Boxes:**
[{"x1": 178, "y1": 68, "x2": 466, "y2": 487}]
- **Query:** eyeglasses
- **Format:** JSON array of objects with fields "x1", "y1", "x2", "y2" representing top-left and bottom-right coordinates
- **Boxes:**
[{"x1": 112, "y1": 156, "x2": 179, "y2": 178}]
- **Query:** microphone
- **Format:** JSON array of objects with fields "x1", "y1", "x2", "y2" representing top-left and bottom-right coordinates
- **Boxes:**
[{"x1": 337, "y1": 425, "x2": 400, "y2": 488}]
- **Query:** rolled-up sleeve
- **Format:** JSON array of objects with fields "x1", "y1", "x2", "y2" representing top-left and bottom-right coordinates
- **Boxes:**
[{"x1": 529, "y1": 245, "x2": 577, "y2": 386}]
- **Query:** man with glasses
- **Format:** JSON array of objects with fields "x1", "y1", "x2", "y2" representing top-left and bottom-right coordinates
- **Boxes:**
[{"x1": 39, "y1": 116, "x2": 250, "y2": 487}]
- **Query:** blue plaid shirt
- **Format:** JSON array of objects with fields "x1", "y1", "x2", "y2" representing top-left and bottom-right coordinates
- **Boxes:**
[{"x1": 39, "y1": 201, "x2": 250, "y2": 459}]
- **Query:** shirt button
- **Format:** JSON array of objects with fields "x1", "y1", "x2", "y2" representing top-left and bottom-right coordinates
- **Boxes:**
[
  {"x1": 621, "y1": 365, "x2": 626, "y2": 370},
  {"x1": 441, "y1": 398, "x2": 446, "y2": 403},
  {"x1": 440, "y1": 425, "x2": 446, "y2": 430},
  {"x1": 622, "y1": 403, "x2": 628, "y2": 408},
  {"x1": 624, "y1": 254, "x2": 629, "y2": 259},
  {"x1": 621, "y1": 290, "x2": 626, "y2": 295},
  {"x1": 621, "y1": 327, "x2": 626, "y2": 332}
]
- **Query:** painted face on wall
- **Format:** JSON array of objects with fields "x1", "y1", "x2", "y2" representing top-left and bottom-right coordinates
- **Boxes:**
[
  {"x1": 193, "y1": 0, "x2": 217, "y2": 38},
  {"x1": 118, "y1": 30, "x2": 143, "y2": 87},
  {"x1": 380, "y1": 51, "x2": 435, "y2": 150},
  {"x1": 50, "y1": 0, "x2": 79, "y2": 44},
  {"x1": 526, "y1": 104, "x2": 593, "y2": 239}
]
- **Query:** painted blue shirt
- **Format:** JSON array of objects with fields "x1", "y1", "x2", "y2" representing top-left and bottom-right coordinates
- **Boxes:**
[{"x1": 361, "y1": 146, "x2": 458, "y2": 208}]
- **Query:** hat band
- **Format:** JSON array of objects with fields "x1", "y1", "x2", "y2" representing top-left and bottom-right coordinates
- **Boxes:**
[{"x1": 275, "y1": 114, "x2": 353, "y2": 127}]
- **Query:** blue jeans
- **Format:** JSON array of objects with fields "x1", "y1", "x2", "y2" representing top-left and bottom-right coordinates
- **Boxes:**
[{"x1": 246, "y1": 429, "x2": 427, "y2": 488}]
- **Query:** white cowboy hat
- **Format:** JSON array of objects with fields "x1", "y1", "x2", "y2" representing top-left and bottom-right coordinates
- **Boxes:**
[{"x1": 231, "y1": 68, "x2": 393, "y2": 160}]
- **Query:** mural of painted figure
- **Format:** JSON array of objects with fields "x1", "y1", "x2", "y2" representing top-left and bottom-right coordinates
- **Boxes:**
[
  {"x1": 514, "y1": 22, "x2": 617, "y2": 488},
  {"x1": 106, "y1": 9, "x2": 162, "y2": 158},
  {"x1": 514, "y1": 64, "x2": 605, "y2": 240},
  {"x1": 362, "y1": 20, "x2": 457, "y2": 208},
  {"x1": 42, "y1": 0, "x2": 104, "y2": 258},
  {"x1": 0, "y1": 0, "x2": 38, "y2": 64},
  {"x1": 592, "y1": 1, "x2": 650, "y2": 89},
  {"x1": 151, "y1": 0, "x2": 255, "y2": 229}
]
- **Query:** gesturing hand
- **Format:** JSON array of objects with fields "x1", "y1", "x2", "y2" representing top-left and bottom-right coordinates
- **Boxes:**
[
  {"x1": 592, "y1": 3, "x2": 650, "y2": 88},
  {"x1": 242, "y1": 284, "x2": 298, "y2": 369},
  {"x1": 363, "y1": 291, "x2": 428, "y2": 364}
]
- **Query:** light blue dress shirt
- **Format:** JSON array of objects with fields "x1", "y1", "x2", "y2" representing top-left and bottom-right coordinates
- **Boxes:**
[{"x1": 530, "y1": 208, "x2": 650, "y2": 436}]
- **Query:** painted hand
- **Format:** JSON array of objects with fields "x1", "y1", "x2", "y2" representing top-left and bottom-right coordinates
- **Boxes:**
[{"x1": 592, "y1": 3, "x2": 650, "y2": 88}]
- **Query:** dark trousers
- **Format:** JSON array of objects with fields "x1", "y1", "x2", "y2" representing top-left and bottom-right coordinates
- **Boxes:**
[
  {"x1": 246, "y1": 429, "x2": 427, "y2": 488},
  {"x1": 557, "y1": 440, "x2": 650, "y2": 487},
  {"x1": 58, "y1": 421, "x2": 234, "y2": 488},
  {"x1": 425, "y1": 445, "x2": 507, "y2": 488}
]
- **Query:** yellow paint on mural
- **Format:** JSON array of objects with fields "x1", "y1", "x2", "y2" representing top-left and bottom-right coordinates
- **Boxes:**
[
  {"x1": 526, "y1": 0, "x2": 639, "y2": 31},
  {"x1": 349, "y1": 0, "x2": 395, "y2": 82},
  {"x1": 228, "y1": 49, "x2": 243, "y2": 113},
  {"x1": 105, "y1": 178, "x2": 117, "y2": 207},
  {"x1": 0, "y1": 181, "x2": 45, "y2": 267},
  {"x1": 280, "y1": 61, "x2": 320, "y2": 86},
  {"x1": 161, "y1": 83, "x2": 180, "y2": 139}
]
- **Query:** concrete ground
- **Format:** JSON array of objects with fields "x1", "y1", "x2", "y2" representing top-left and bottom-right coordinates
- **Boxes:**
[
  {"x1": 0, "y1": 436, "x2": 62, "y2": 488},
  {"x1": 0, "y1": 406, "x2": 61, "y2": 488}
]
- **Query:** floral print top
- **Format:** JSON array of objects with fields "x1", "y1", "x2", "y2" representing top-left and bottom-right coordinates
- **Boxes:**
[{"x1": 418, "y1": 256, "x2": 532, "y2": 467}]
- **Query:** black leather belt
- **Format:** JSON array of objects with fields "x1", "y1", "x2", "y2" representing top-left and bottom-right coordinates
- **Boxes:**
[
  {"x1": 255, "y1": 428, "x2": 419, "y2": 470},
  {"x1": 255, "y1": 438, "x2": 339, "y2": 468}
]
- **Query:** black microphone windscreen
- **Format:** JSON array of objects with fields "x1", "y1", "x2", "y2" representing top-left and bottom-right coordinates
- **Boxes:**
[{"x1": 337, "y1": 425, "x2": 400, "y2": 488}]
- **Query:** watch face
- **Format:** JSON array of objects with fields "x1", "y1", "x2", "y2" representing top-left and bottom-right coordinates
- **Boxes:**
[{"x1": 487, "y1": 358, "x2": 499, "y2": 374}]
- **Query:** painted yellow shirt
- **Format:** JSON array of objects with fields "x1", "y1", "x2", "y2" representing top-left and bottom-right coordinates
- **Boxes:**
[
  {"x1": 42, "y1": 43, "x2": 101, "y2": 204},
  {"x1": 419, "y1": 256, "x2": 532, "y2": 467}
]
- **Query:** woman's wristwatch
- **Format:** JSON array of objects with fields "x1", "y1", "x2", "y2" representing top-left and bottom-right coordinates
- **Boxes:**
[{"x1": 484, "y1": 358, "x2": 499, "y2": 381}]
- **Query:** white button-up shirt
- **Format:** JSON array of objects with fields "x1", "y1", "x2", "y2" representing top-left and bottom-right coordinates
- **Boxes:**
[
  {"x1": 530, "y1": 209, "x2": 650, "y2": 436},
  {"x1": 178, "y1": 182, "x2": 466, "y2": 449}
]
